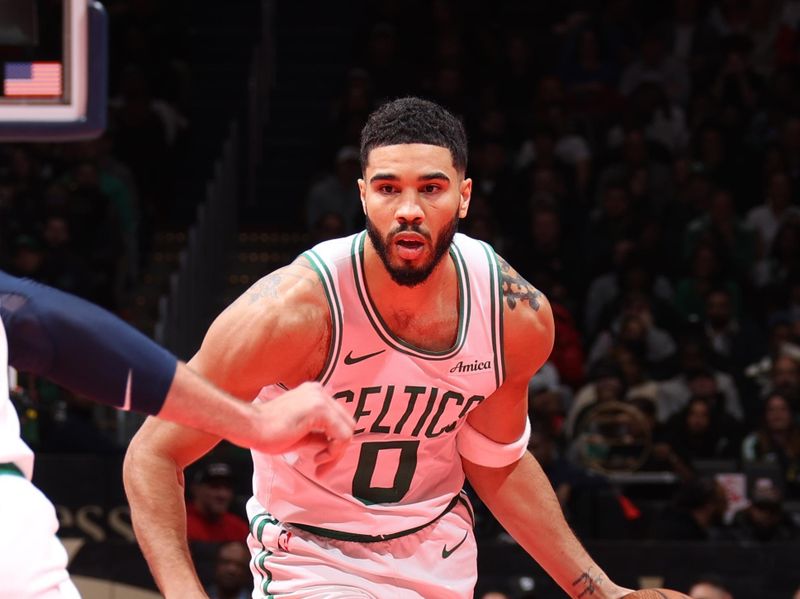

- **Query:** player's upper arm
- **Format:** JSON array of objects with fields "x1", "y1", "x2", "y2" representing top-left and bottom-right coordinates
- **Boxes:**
[
  {"x1": 464, "y1": 253, "x2": 554, "y2": 445},
  {"x1": 189, "y1": 256, "x2": 331, "y2": 401},
  {"x1": 496, "y1": 253, "x2": 555, "y2": 386}
]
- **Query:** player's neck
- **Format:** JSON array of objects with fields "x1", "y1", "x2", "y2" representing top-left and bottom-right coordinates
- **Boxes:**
[{"x1": 362, "y1": 241, "x2": 455, "y2": 311}]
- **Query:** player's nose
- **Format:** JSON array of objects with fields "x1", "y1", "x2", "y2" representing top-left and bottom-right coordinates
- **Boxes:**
[{"x1": 395, "y1": 191, "x2": 424, "y2": 224}]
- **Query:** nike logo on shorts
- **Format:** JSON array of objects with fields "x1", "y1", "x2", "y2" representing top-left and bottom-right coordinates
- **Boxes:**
[
  {"x1": 343, "y1": 349, "x2": 386, "y2": 365},
  {"x1": 441, "y1": 531, "x2": 468, "y2": 559}
]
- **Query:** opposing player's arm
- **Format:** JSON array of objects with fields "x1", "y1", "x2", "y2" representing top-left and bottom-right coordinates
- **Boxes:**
[
  {"x1": 0, "y1": 269, "x2": 351, "y2": 455},
  {"x1": 462, "y1": 255, "x2": 631, "y2": 599},
  {"x1": 124, "y1": 257, "x2": 332, "y2": 598}
]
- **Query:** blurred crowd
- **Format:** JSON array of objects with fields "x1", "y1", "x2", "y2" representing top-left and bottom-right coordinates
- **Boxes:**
[
  {"x1": 0, "y1": 0, "x2": 189, "y2": 311},
  {"x1": 1, "y1": 0, "x2": 190, "y2": 448},
  {"x1": 305, "y1": 0, "x2": 800, "y2": 545}
]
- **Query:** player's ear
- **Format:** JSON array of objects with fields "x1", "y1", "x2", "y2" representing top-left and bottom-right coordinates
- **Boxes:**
[
  {"x1": 458, "y1": 178, "x2": 472, "y2": 218},
  {"x1": 358, "y1": 178, "x2": 367, "y2": 214}
]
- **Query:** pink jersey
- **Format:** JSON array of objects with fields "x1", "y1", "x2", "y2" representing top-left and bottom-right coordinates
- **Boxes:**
[{"x1": 250, "y1": 231, "x2": 505, "y2": 537}]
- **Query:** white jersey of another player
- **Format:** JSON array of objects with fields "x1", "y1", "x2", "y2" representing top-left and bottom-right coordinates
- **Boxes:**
[
  {"x1": 249, "y1": 231, "x2": 505, "y2": 538},
  {"x1": 0, "y1": 319, "x2": 34, "y2": 480}
]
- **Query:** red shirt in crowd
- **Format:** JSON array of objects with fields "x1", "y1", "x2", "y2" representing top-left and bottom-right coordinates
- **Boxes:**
[{"x1": 185, "y1": 502, "x2": 250, "y2": 542}]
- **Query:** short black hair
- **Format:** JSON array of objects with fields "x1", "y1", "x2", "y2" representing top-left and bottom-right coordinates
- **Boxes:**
[{"x1": 360, "y1": 97, "x2": 468, "y2": 173}]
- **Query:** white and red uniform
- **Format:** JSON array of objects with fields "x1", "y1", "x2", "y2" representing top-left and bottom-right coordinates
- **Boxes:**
[{"x1": 247, "y1": 231, "x2": 506, "y2": 598}]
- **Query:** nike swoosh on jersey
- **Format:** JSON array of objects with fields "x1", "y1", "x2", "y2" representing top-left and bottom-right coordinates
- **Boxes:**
[
  {"x1": 343, "y1": 349, "x2": 386, "y2": 365},
  {"x1": 441, "y1": 531, "x2": 468, "y2": 559}
]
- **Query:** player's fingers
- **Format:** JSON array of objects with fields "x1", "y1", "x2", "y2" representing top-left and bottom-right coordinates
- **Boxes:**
[
  {"x1": 312, "y1": 435, "x2": 350, "y2": 478},
  {"x1": 322, "y1": 435, "x2": 350, "y2": 462},
  {"x1": 314, "y1": 449, "x2": 343, "y2": 477},
  {"x1": 314, "y1": 396, "x2": 355, "y2": 442}
]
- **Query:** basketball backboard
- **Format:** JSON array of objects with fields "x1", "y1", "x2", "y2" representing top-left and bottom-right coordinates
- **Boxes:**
[{"x1": 0, "y1": 0, "x2": 107, "y2": 141}]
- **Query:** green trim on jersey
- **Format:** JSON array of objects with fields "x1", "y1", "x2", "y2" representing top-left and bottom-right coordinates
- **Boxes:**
[
  {"x1": 257, "y1": 550, "x2": 274, "y2": 599},
  {"x1": 302, "y1": 250, "x2": 344, "y2": 386},
  {"x1": 250, "y1": 512, "x2": 277, "y2": 599},
  {"x1": 0, "y1": 462, "x2": 23, "y2": 477},
  {"x1": 350, "y1": 231, "x2": 470, "y2": 360},
  {"x1": 249, "y1": 512, "x2": 279, "y2": 533},
  {"x1": 479, "y1": 241, "x2": 506, "y2": 387}
]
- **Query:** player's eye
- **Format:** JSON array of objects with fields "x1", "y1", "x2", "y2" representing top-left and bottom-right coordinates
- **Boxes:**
[
  {"x1": 378, "y1": 184, "x2": 396, "y2": 194},
  {"x1": 421, "y1": 184, "x2": 440, "y2": 194}
]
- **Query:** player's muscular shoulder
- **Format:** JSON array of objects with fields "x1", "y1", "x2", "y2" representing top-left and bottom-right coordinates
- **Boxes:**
[
  {"x1": 236, "y1": 256, "x2": 330, "y2": 344},
  {"x1": 241, "y1": 257, "x2": 325, "y2": 309},
  {"x1": 198, "y1": 257, "x2": 330, "y2": 390},
  {"x1": 497, "y1": 254, "x2": 545, "y2": 315},
  {"x1": 496, "y1": 254, "x2": 554, "y2": 377}
]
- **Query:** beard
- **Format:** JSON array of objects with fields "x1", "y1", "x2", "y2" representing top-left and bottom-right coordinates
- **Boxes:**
[{"x1": 365, "y1": 212, "x2": 459, "y2": 287}]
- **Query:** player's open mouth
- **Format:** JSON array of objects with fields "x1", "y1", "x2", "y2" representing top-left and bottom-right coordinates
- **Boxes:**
[{"x1": 394, "y1": 236, "x2": 426, "y2": 260}]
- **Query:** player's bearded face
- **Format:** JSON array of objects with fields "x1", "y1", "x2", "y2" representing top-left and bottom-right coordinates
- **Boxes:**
[{"x1": 366, "y1": 210, "x2": 459, "y2": 287}]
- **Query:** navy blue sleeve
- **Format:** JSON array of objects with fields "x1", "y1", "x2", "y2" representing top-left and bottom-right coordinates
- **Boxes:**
[{"x1": 0, "y1": 270, "x2": 177, "y2": 415}]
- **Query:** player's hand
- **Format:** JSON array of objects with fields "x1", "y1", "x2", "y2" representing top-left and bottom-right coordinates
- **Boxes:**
[
  {"x1": 621, "y1": 589, "x2": 690, "y2": 599},
  {"x1": 248, "y1": 382, "x2": 355, "y2": 463}
]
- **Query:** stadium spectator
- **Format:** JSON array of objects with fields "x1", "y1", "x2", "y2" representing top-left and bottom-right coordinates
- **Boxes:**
[
  {"x1": 746, "y1": 171, "x2": 800, "y2": 257},
  {"x1": 650, "y1": 477, "x2": 730, "y2": 541},
  {"x1": 684, "y1": 187, "x2": 757, "y2": 278},
  {"x1": 186, "y1": 462, "x2": 249, "y2": 543},
  {"x1": 619, "y1": 32, "x2": 690, "y2": 105},
  {"x1": 768, "y1": 353, "x2": 800, "y2": 407},
  {"x1": 674, "y1": 241, "x2": 742, "y2": 324},
  {"x1": 305, "y1": 146, "x2": 363, "y2": 234},
  {"x1": 699, "y1": 286, "x2": 765, "y2": 375},
  {"x1": 741, "y1": 391, "x2": 800, "y2": 500},
  {"x1": 586, "y1": 291, "x2": 677, "y2": 377},
  {"x1": 752, "y1": 218, "x2": 800, "y2": 290},
  {"x1": 662, "y1": 395, "x2": 740, "y2": 467},
  {"x1": 566, "y1": 358, "x2": 625, "y2": 434},
  {"x1": 730, "y1": 478, "x2": 798, "y2": 542},
  {"x1": 205, "y1": 541, "x2": 251, "y2": 599},
  {"x1": 657, "y1": 338, "x2": 744, "y2": 423}
]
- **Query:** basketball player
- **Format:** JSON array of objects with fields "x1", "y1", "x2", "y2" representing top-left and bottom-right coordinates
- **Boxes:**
[
  {"x1": 0, "y1": 270, "x2": 354, "y2": 598},
  {"x1": 124, "y1": 98, "x2": 671, "y2": 598}
]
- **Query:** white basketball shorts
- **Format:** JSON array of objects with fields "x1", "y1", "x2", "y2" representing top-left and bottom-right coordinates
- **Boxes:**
[
  {"x1": 246, "y1": 493, "x2": 477, "y2": 598},
  {"x1": 0, "y1": 471, "x2": 81, "y2": 599}
]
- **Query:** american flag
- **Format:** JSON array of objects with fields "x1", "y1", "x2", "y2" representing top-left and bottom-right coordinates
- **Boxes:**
[{"x1": 4, "y1": 62, "x2": 62, "y2": 97}]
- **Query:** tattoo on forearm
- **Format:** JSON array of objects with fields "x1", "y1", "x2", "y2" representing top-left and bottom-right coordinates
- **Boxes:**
[
  {"x1": 497, "y1": 256, "x2": 542, "y2": 311},
  {"x1": 572, "y1": 569, "x2": 604, "y2": 598}
]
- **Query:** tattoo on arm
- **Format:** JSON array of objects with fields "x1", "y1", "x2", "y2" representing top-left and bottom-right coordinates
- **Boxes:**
[
  {"x1": 247, "y1": 272, "x2": 284, "y2": 303},
  {"x1": 497, "y1": 255, "x2": 542, "y2": 311},
  {"x1": 245, "y1": 260, "x2": 316, "y2": 305},
  {"x1": 572, "y1": 569, "x2": 604, "y2": 598}
]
